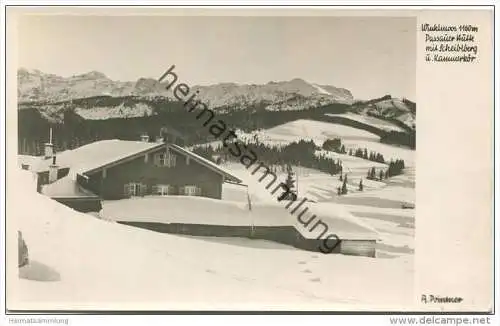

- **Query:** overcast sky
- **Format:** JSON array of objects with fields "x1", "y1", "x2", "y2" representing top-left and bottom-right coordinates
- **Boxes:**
[{"x1": 18, "y1": 15, "x2": 416, "y2": 100}]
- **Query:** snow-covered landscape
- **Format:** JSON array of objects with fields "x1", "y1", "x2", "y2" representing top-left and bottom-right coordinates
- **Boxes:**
[
  {"x1": 11, "y1": 110, "x2": 416, "y2": 310},
  {"x1": 12, "y1": 66, "x2": 418, "y2": 309},
  {"x1": 227, "y1": 119, "x2": 415, "y2": 165},
  {"x1": 10, "y1": 168, "x2": 414, "y2": 311},
  {"x1": 12, "y1": 14, "x2": 418, "y2": 311},
  {"x1": 7, "y1": 8, "x2": 498, "y2": 319},
  {"x1": 12, "y1": 88, "x2": 417, "y2": 312},
  {"x1": 215, "y1": 120, "x2": 415, "y2": 258}
]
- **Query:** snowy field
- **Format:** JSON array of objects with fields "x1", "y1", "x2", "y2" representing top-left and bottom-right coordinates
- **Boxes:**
[
  {"x1": 206, "y1": 119, "x2": 415, "y2": 167},
  {"x1": 325, "y1": 113, "x2": 406, "y2": 132},
  {"x1": 264, "y1": 119, "x2": 415, "y2": 167},
  {"x1": 10, "y1": 169, "x2": 414, "y2": 311},
  {"x1": 264, "y1": 119, "x2": 380, "y2": 143},
  {"x1": 219, "y1": 160, "x2": 415, "y2": 257}
]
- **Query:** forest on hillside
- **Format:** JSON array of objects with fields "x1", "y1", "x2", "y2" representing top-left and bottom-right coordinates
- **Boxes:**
[
  {"x1": 18, "y1": 96, "x2": 415, "y2": 155},
  {"x1": 192, "y1": 138, "x2": 406, "y2": 180}
]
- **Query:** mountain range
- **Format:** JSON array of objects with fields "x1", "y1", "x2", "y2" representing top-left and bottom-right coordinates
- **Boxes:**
[
  {"x1": 17, "y1": 68, "x2": 416, "y2": 154},
  {"x1": 17, "y1": 68, "x2": 415, "y2": 129},
  {"x1": 18, "y1": 68, "x2": 354, "y2": 110}
]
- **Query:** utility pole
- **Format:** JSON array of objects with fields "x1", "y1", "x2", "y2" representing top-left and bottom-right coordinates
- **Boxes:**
[{"x1": 245, "y1": 184, "x2": 255, "y2": 238}]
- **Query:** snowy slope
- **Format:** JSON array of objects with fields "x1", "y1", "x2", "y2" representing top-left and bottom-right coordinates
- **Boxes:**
[
  {"x1": 9, "y1": 169, "x2": 414, "y2": 311},
  {"x1": 353, "y1": 97, "x2": 416, "y2": 130},
  {"x1": 325, "y1": 113, "x2": 406, "y2": 132},
  {"x1": 311, "y1": 83, "x2": 332, "y2": 95},
  {"x1": 210, "y1": 119, "x2": 414, "y2": 166},
  {"x1": 265, "y1": 119, "x2": 380, "y2": 143},
  {"x1": 220, "y1": 119, "x2": 380, "y2": 149}
]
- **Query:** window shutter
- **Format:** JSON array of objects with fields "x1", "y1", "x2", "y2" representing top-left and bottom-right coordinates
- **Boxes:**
[
  {"x1": 163, "y1": 153, "x2": 169, "y2": 167},
  {"x1": 124, "y1": 183, "x2": 130, "y2": 196},
  {"x1": 140, "y1": 184, "x2": 147, "y2": 196},
  {"x1": 164, "y1": 152, "x2": 174, "y2": 167}
]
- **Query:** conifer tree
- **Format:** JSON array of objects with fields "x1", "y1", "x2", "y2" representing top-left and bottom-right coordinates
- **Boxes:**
[
  {"x1": 284, "y1": 164, "x2": 296, "y2": 198},
  {"x1": 341, "y1": 178, "x2": 348, "y2": 195}
]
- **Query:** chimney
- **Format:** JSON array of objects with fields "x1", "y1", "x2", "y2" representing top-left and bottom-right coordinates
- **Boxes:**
[
  {"x1": 140, "y1": 134, "x2": 150, "y2": 142},
  {"x1": 44, "y1": 128, "x2": 54, "y2": 158},
  {"x1": 48, "y1": 155, "x2": 58, "y2": 183}
]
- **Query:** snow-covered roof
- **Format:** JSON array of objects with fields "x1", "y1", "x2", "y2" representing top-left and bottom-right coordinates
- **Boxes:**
[
  {"x1": 41, "y1": 174, "x2": 99, "y2": 199},
  {"x1": 17, "y1": 155, "x2": 40, "y2": 170},
  {"x1": 102, "y1": 196, "x2": 379, "y2": 240},
  {"x1": 304, "y1": 203, "x2": 379, "y2": 240},
  {"x1": 32, "y1": 139, "x2": 243, "y2": 184},
  {"x1": 32, "y1": 139, "x2": 163, "y2": 174}
]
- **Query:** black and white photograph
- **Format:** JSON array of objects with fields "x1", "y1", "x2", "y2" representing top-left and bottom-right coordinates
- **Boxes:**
[
  {"x1": 3, "y1": 6, "x2": 494, "y2": 317},
  {"x1": 10, "y1": 13, "x2": 416, "y2": 310}
]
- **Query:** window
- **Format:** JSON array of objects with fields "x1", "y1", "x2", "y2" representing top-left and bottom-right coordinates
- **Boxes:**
[
  {"x1": 182, "y1": 185, "x2": 201, "y2": 196},
  {"x1": 154, "y1": 151, "x2": 177, "y2": 167},
  {"x1": 124, "y1": 183, "x2": 147, "y2": 197},
  {"x1": 151, "y1": 184, "x2": 173, "y2": 196}
]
